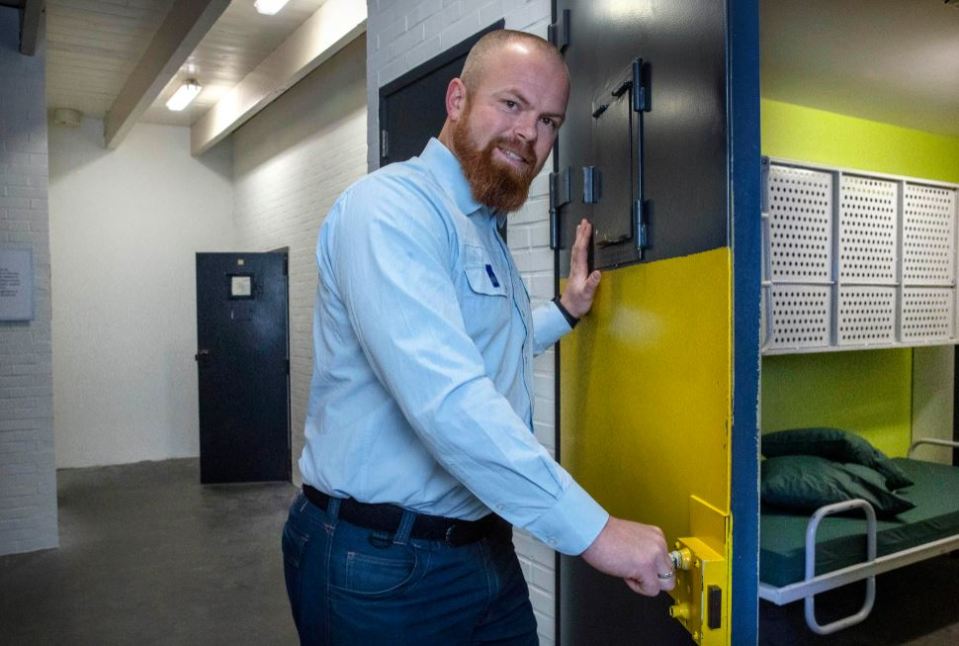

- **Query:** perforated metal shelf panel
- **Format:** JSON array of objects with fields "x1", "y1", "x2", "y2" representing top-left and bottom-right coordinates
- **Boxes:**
[
  {"x1": 902, "y1": 183, "x2": 957, "y2": 285},
  {"x1": 837, "y1": 286, "x2": 897, "y2": 346},
  {"x1": 764, "y1": 284, "x2": 831, "y2": 351},
  {"x1": 901, "y1": 287, "x2": 956, "y2": 343},
  {"x1": 839, "y1": 174, "x2": 898, "y2": 285},
  {"x1": 763, "y1": 159, "x2": 959, "y2": 355},
  {"x1": 767, "y1": 165, "x2": 833, "y2": 283}
]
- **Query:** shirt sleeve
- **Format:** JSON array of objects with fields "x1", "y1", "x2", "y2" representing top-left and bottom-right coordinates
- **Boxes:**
[
  {"x1": 532, "y1": 301, "x2": 573, "y2": 356},
  {"x1": 325, "y1": 181, "x2": 608, "y2": 555}
]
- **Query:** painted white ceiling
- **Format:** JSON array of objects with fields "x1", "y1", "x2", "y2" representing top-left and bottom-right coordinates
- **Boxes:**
[
  {"x1": 43, "y1": 1, "x2": 959, "y2": 137},
  {"x1": 143, "y1": 0, "x2": 328, "y2": 125},
  {"x1": 46, "y1": 0, "x2": 178, "y2": 119},
  {"x1": 46, "y1": 0, "x2": 328, "y2": 127},
  {"x1": 761, "y1": 0, "x2": 959, "y2": 137}
]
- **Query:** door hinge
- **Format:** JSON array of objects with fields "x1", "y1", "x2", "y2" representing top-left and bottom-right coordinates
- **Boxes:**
[
  {"x1": 632, "y1": 58, "x2": 651, "y2": 113},
  {"x1": 549, "y1": 167, "x2": 572, "y2": 250},
  {"x1": 380, "y1": 129, "x2": 389, "y2": 159},
  {"x1": 583, "y1": 165, "x2": 601, "y2": 204},
  {"x1": 634, "y1": 199, "x2": 649, "y2": 252},
  {"x1": 548, "y1": 9, "x2": 570, "y2": 52}
]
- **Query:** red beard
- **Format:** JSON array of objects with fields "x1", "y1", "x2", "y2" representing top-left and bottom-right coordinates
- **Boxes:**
[{"x1": 450, "y1": 113, "x2": 537, "y2": 213}]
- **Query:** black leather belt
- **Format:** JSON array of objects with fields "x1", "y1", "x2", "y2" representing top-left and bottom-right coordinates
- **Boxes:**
[{"x1": 302, "y1": 485, "x2": 507, "y2": 547}]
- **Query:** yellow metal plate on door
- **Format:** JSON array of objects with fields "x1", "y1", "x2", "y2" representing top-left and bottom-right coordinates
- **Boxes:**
[
  {"x1": 560, "y1": 248, "x2": 733, "y2": 644},
  {"x1": 560, "y1": 248, "x2": 732, "y2": 536}
]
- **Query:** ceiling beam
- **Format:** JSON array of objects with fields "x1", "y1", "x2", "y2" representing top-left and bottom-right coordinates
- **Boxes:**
[
  {"x1": 104, "y1": 0, "x2": 230, "y2": 149},
  {"x1": 19, "y1": 0, "x2": 42, "y2": 56},
  {"x1": 190, "y1": 0, "x2": 367, "y2": 156}
]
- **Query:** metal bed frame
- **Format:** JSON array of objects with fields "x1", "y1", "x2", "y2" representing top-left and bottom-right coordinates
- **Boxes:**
[{"x1": 758, "y1": 438, "x2": 959, "y2": 635}]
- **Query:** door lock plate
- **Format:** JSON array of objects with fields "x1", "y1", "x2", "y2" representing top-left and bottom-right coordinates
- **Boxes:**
[{"x1": 667, "y1": 537, "x2": 727, "y2": 645}]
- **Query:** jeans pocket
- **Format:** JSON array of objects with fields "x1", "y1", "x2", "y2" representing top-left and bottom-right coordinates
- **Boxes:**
[
  {"x1": 282, "y1": 520, "x2": 310, "y2": 569},
  {"x1": 331, "y1": 544, "x2": 421, "y2": 597}
]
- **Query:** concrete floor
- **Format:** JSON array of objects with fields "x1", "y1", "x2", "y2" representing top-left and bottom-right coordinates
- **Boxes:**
[{"x1": 0, "y1": 459, "x2": 299, "y2": 645}]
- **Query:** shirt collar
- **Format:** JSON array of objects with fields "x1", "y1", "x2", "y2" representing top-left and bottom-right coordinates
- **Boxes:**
[{"x1": 420, "y1": 138, "x2": 494, "y2": 219}]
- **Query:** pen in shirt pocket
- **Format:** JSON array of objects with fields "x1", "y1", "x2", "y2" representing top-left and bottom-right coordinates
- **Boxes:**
[{"x1": 485, "y1": 264, "x2": 500, "y2": 288}]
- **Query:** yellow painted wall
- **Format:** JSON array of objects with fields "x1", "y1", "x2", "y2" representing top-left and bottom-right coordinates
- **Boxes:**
[{"x1": 760, "y1": 100, "x2": 959, "y2": 456}]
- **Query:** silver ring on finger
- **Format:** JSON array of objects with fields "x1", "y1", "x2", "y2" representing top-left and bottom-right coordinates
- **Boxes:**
[{"x1": 657, "y1": 572, "x2": 674, "y2": 580}]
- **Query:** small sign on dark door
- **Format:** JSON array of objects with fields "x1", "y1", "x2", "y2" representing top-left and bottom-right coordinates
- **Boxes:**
[{"x1": 195, "y1": 252, "x2": 291, "y2": 483}]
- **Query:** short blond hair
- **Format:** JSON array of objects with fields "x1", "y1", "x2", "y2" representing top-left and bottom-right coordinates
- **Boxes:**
[{"x1": 460, "y1": 29, "x2": 568, "y2": 92}]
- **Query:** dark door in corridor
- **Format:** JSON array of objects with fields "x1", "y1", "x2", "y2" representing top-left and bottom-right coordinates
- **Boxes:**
[
  {"x1": 378, "y1": 20, "x2": 503, "y2": 167},
  {"x1": 195, "y1": 252, "x2": 290, "y2": 483}
]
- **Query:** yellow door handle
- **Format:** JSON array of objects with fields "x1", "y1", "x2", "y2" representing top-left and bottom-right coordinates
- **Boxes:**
[{"x1": 669, "y1": 547, "x2": 693, "y2": 571}]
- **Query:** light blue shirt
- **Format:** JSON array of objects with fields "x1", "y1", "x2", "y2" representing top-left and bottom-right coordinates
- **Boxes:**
[{"x1": 299, "y1": 138, "x2": 608, "y2": 555}]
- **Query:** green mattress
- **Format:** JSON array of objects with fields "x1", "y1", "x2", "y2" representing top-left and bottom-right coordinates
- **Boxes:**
[{"x1": 760, "y1": 458, "x2": 959, "y2": 588}]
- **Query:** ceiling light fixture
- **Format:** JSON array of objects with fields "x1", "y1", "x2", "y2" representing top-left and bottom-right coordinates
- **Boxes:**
[
  {"x1": 254, "y1": 0, "x2": 291, "y2": 15},
  {"x1": 52, "y1": 108, "x2": 84, "y2": 128},
  {"x1": 166, "y1": 79, "x2": 202, "y2": 111}
]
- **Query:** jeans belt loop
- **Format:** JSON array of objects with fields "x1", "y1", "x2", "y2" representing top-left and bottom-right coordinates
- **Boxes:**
[
  {"x1": 326, "y1": 495, "x2": 341, "y2": 521},
  {"x1": 392, "y1": 509, "x2": 417, "y2": 546}
]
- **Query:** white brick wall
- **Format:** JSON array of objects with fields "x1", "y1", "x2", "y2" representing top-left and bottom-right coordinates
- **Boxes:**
[
  {"x1": 366, "y1": 2, "x2": 558, "y2": 642},
  {"x1": 0, "y1": 10, "x2": 58, "y2": 555},
  {"x1": 232, "y1": 35, "x2": 368, "y2": 477}
]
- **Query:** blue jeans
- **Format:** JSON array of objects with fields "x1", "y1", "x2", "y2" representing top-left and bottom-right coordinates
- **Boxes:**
[{"x1": 282, "y1": 493, "x2": 539, "y2": 645}]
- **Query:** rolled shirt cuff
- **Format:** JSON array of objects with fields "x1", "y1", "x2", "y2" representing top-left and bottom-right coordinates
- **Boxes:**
[
  {"x1": 533, "y1": 301, "x2": 575, "y2": 353},
  {"x1": 524, "y1": 479, "x2": 610, "y2": 556}
]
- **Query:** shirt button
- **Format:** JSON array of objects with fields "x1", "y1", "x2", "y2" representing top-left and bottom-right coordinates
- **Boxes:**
[{"x1": 547, "y1": 537, "x2": 558, "y2": 546}]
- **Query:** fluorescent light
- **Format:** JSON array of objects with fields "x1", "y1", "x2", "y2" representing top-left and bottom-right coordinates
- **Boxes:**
[
  {"x1": 166, "y1": 79, "x2": 202, "y2": 111},
  {"x1": 254, "y1": 0, "x2": 290, "y2": 15}
]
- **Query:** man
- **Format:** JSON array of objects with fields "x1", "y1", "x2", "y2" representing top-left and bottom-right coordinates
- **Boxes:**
[{"x1": 282, "y1": 29, "x2": 675, "y2": 645}]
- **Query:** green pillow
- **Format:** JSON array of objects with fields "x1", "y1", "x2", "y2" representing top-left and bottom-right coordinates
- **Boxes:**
[
  {"x1": 761, "y1": 455, "x2": 915, "y2": 518},
  {"x1": 762, "y1": 428, "x2": 913, "y2": 490},
  {"x1": 842, "y1": 462, "x2": 892, "y2": 490}
]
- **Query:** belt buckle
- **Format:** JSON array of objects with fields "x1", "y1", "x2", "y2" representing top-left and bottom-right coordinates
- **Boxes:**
[{"x1": 444, "y1": 524, "x2": 456, "y2": 546}]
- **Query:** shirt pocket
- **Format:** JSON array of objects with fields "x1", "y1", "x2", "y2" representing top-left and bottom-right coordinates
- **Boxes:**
[{"x1": 463, "y1": 244, "x2": 507, "y2": 298}]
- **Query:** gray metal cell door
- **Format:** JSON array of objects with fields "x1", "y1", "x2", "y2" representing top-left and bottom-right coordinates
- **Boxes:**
[
  {"x1": 195, "y1": 252, "x2": 290, "y2": 484},
  {"x1": 552, "y1": 0, "x2": 760, "y2": 644},
  {"x1": 552, "y1": 0, "x2": 730, "y2": 272}
]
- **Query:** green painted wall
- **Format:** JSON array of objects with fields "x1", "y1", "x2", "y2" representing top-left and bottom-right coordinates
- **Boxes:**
[
  {"x1": 762, "y1": 350, "x2": 913, "y2": 457},
  {"x1": 760, "y1": 100, "x2": 959, "y2": 457},
  {"x1": 762, "y1": 100, "x2": 959, "y2": 183}
]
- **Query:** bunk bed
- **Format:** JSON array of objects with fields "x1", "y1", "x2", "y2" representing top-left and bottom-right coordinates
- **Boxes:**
[
  {"x1": 756, "y1": 153, "x2": 959, "y2": 633},
  {"x1": 758, "y1": 438, "x2": 959, "y2": 634}
]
